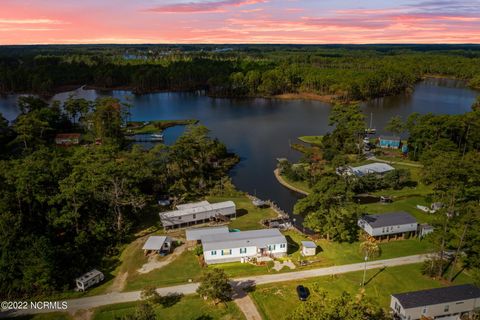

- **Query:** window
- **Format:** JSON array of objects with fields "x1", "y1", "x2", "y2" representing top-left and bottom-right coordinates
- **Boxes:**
[
  {"x1": 193, "y1": 214, "x2": 196, "y2": 219},
  {"x1": 444, "y1": 305, "x2": 449, "y2": 312},
  {"x1": 211, "y1": 250, "x2": 217, "y2": 256},
  {"x1": 280, "y1": 243, "x2": 286, "y2": 249},
  {"x1": 268, "y1": 244, "x2": 276, "y2": 251},
  {"x1": 394, "y1": 302, "x2": 400, "y2": 313},
  {"x1": 240, "y1": 248, "x2": 247, "y2": 254},
  {"x1": 422, "y1": 307, "x2": 428, "y2": 314},
  {"x1": 221, "y1": 249, "x2": 232, "y2": 256},
  {"x1": 178, "y1": 216, "x2": 182, "y2": 220}
]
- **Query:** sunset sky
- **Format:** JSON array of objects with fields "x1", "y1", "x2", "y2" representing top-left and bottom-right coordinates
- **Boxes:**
[{"x1": 0, "y1": 0, "x2": 479, "y2": 44}]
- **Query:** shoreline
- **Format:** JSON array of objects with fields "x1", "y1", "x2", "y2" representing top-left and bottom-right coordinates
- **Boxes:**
[
  {"x1": 273, "y1": 168, "x2": 310, "y2": 196},
  {"x1": 273, "y1": 92, "x2": 336, "y2": 103}
]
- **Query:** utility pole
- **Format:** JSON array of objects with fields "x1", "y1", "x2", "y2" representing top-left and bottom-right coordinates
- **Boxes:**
[{"x1": 362, "y1": 254, "x2": 368, "y2": 286}]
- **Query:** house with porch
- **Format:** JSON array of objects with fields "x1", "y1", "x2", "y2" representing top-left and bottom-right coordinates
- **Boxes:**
[
  {"x1": 200, "y1": 228, "x2": 287, "y2": 264},
  {"x1": 159, "y1": 200, "x2": 236, "y2": 229},
  {"x1": 391, "y1": 284, "x2": 480, "y2": 320},
  {"x1": 358, "y1": 211, "x2": 418, "y2": 240}
]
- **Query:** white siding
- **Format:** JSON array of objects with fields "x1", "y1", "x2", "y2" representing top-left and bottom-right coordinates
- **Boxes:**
[
  {"x1": 359, "y1": 221, "x2": 417, "y2": 237},
  {"x1": 204, "y1": 242, "x2": 288, "y2": 264}
]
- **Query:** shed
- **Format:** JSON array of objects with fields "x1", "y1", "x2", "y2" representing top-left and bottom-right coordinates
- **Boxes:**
[
  {"x1": 301, "y1": 241, "x2": 317, "y2": 256},
  {"x1": 419, "y1": 224, "x2": 434, "y2": 238},
  {"x1": 379, "y1": 136, "x2": 401, "y2": 149},
  {"x1": 142, "y1": 236, "x2": 172, "y2": 254}
]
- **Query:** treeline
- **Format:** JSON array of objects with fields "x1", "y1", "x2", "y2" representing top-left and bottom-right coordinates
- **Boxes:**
[
  {"x1": 0, "y1": 97, "x2": 237, "y2": 298},
  {"x1": 1, "y1": 46, "x2": 479, "y2": 101}
]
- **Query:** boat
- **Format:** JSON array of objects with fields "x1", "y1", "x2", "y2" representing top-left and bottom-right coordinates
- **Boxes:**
[
  {"x1": 365, "y1": 113, "x2": 376, "y2": 134},
  {"x1": 150, "y1": 133, "x2": 164, "y2": 141}
]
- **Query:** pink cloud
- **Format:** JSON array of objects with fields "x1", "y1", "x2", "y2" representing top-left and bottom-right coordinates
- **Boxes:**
[{"x1": 147, "y1": 0, "x2": 266, "y2": 13}]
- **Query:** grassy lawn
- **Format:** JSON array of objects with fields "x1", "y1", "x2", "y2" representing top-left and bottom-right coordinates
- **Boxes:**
[
  {"x1": 92, "y1": 295, "x2": 245, "y2": 320},
  {"x1": 283, "y1": 230, "x2": 434, "y2": 268},
  {"x1": 207, "y1": 195, "x2": 278, "y2": 230},
  {"x1": 124, "y1": 250, "x2": 203, "y2": 291},
  {"x1": 278, "y1": 174, "x2": 312, "y2": 194},
  {"x1": 126, "y1": 119, "x2": 197, "y2": 134},
  {"x1": 298, "y1": 135, "x2": 323, "y2": 145},
  {"x1": 250, "y1": 263, "x2": 473, "y2": 320}
]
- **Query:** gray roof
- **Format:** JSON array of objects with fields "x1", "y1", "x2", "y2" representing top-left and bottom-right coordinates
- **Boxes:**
[
  {"x1": 301, "y1": 241, "x2": 317, "y2": 248},
  {"x1": 392, "y1": 284, "x2": 480, "y2": 309},
  {"x1": 360, "y1": 212, "x2": 417, "y2": 228},
  {"x1": 349, "y1": 162, "x2": 395, "y2": 176},
  {"x1": 380, "y1": 136, "x2": 401, "y2": 141},
  {"x1": 185, "y1": 226, "x2": 229, "y2": 241},
  {"x1": 201, "y1": 228, "x2": 286, "y2": 251},
  {"x1": 76, "y1": 269, "x2": 103, "y2": 282},
  {"x1": 160, "y1": 200, "x2": 236, "y2": 219},
  {"x1": 176, "y1": 201, "x2": 210, "y2": 210},
  {"x1": 142, "y1": 236, "x2": 170, "y2": 250}
]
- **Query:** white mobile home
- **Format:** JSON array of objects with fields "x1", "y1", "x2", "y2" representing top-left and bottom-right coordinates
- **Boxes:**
[
  {"x1": 201, "y1": 228, "x2": 287, "y2": 264},
  {"x1": 159, "y1": 201, "x2": 236, "y2": 229},
  {"x1": 339, "y1": 162, "x2": 395, "y2": 177},
  {"x1": 391, "y1": 284, "x2": 480, "y2": 320},
  {"x1": 358, "y1": 211, "x2": 417, "y2": 240}
]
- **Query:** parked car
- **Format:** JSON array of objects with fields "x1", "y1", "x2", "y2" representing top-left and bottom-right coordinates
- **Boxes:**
[{"x1": 296, "y1": 285, "x2": 309, "y2": 301}]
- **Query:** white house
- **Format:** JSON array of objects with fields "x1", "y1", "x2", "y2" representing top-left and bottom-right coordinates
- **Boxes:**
[
  {"x1": 358, "y1": 211, "x2": 418, "y2": 240},
  {"x1": 201, "y1": 228, "x2": 288, "y2": 264},
  {"x1": 391, "y1": 284, "x2": 480, "y2": 320},
  {"x1": 159, "y1": 200, "x2": 236, "y2": 229},
  {"x1": 338, "y1": 162, "x2": 395, "y2": 177},
  {"x1": 185, "y1": 226, "x2": 229, "y2": 245}
]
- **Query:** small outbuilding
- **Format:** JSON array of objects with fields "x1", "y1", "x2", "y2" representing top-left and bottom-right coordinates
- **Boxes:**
[
  {"x1": 142, "y1": 236, "x2": 172, "y2": 255},
  {"x1": 419, "y1": 224, "x2": 434, "y2": 238},
  {"x1": 75, "y1": 269, "x2": 104, "y2": 292},
  {"x1": 379, "y1": 136, "x2": 401, "y2": 149},
  {"x1": 301, "y1": 241, "x2": 317, "y2": 256}
]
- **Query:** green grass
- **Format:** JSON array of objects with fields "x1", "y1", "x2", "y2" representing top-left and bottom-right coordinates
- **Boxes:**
[
  {"x1": 126, "y1": 120, "x2": 197, "y2": 134},
  {"x1": 283, "y1": 230, "x2": 434, "y2": 268},
  {"x1": 250, "y1": 263, "x2": 473, "y2": 320},
  {"x1": 124, "y1": 250, "x2": 203, "y2": 291},
  {"x1": 92, "y1": 295, "x2": 245, "y2": 320},
  {"x1": 298, "y1": 136, "x2": 323, "y2": 145},
  {"x1": 207, "y1": 195, "x2": 278, "y2": 230},
  {"x1": 278, "y1": 174, "x2": 312, "y2": 194}
]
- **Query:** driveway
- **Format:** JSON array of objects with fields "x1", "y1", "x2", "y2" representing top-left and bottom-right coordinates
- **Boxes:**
[{"x1": 0, "y1": 254, "x2": 429, "y2": 319}]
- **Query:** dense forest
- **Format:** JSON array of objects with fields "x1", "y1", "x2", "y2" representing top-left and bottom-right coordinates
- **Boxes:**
[
  {"x1": 0, "y1": 96, "x2": 237, "y2": 299},
  {"x1": 1, "y1": 44, "x2": 480, "y2": 101}
]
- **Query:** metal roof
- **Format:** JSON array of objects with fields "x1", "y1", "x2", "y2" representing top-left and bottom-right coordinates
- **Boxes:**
[
  {"x1": 349, "y1": 162, "x2": 395, "y2": 176},
  {"x1": 142, "y1": 236, "x2": 170, "y2": 250},
  {"x1": 392, "y1": 284, "x2": 480, "y2": 309},
  {"x1": 201, "y1": 228, "x2": 286, "y2": 251},
  {"x1": 185, "y1": 226, "x2": 229, "y2": 241},
  {"x1": 360, "y1": 211, "x2": 417, "y2": 228},
  {"x1": 176, "y1": 201, "x2": 210, "y2": 210},
  {"x1": 379, "y1": 136, "x2": 401, "y2": 141},
  {"x1": 75, "y1": 269, "x2": 103, "y2": 283},
  {"x1": 301, "y1": 241, "x2": 317, "y2": 248},
  {"x1": 160, "y1": 201, "x2": 236, "y2": 219}
]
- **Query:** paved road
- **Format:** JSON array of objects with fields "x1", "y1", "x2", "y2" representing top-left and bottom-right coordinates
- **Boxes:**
[{"x1": 0, "y1": 254, "x2": 429, "y2": 319}]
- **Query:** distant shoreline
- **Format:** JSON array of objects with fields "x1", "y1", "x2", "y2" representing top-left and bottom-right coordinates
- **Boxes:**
[{"x1": 273, "y1": 168, "x2": 310, "y2": 196}]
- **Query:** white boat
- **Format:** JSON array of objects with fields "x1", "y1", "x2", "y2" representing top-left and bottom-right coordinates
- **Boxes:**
[{"x1": 150, "y1": 133, "x2": 164, "y2": 141}]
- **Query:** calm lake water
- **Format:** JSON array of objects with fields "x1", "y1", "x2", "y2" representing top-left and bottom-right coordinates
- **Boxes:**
[{"x1": 1, "y1": 78, "x2": 478, "y2": 219}]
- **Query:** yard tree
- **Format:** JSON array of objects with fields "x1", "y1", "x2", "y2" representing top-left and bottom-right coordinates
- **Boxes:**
[
  {"x1": 385, "y1": 115, "x2": 404, "y2": 136},
  {"x1": 288, "y1": 289, "x2": 388, "y2": 320},
  {"x1": 360, "y1": 240, "x2": 381, "y2": 259},
  {"x1": 196, "y1": 268, "x2": 233, "y2": 304}
]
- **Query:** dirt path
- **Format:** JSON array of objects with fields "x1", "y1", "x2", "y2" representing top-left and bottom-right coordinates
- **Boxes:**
[
  {"x1": 2, "y1": 254, "x2": 430, "y2": 319},
  {"x1": 107, "y1": 271, "x2": 128, "y2": 293},
  {"x1": 137, "y1": 243, "x2": 187, "y2": 274},
  {"x1": 232, "y1": 284, "x2": 263, "y2": 320}
]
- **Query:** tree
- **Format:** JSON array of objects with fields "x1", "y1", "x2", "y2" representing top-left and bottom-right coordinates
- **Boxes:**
[
  {"x1": 196, "y1": 268, "x2": 232, "y2": 304},
  {"x1": 360, "y1": 239, "x2": 380, "y2": 259},
  {"x1": 141, "y1": 286, "x2": 161, "y2": 304},
  {"x1": 385, "y1": 115, "x2": 404, "y2": 136},
  {"x1": 288, "y1": 289, "x2": 388, "y2": 320}
]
